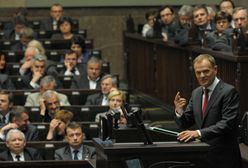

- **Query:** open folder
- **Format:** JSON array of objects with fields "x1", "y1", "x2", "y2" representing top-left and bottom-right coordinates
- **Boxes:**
[{"x1": 149, "y1": 127, "x2": 179, "y2": 137}]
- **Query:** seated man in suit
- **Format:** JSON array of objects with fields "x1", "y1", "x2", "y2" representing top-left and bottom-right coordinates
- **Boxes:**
[
  {"x1": 59, "y1": 50, "x2": 86, "y2": 76},
  {"x1": 18, "y1": 54, "x2": 58, "y2": 89},
  {"x1": 41, "y1": 3, "x2": 64, "y2": 31},
  {"x1": 54, "y1": 121, "x2": 95, "y2": 160},
  {"x1": 25, "y1": 75, "x2": 70, "y2": 107},
  {"x1": 0, "y1": 106, "x2": 39, "y2": 141},
  {"x1": 85, "y1": 74, "x2": 117, "y2": 105},
  {"x1": 71, "y1": 56, "x2": 103, "y2": 89},
  {"x1": 39, "y1": 90, "x2": 67, "y2": 122},
  {"x1": 0, "y1": 129, "x2": 42, "y2": 161},
  {"x1": 3, "y1": 15, "x2": 27, "y2": 40},
  {"x1": 0, "y1": 91, "x2": 14, "y2": 125},
  {"x1": 46, "y1": 110, "x2": 73, "y2": 141},
  {"x1": 10, "y1": 27, "x2": 35, "y2": 52}
]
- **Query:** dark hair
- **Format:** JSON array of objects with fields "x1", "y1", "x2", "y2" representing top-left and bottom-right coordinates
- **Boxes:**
[
  {"x1": 145, "y1": 10, "x2": 157, "y2": 20},
  {"x1": 65, "y1": 121, "x2": 83, "y2": 135},
  {"x1": 0, "y1": 90, "x2": 14, "y2": 104},
  {"x1": 219, "y1": 0, "x2": 235, "y2": 10},
  {"x1": 64, "y1": 50, "x2": 77, "y2": 59},
  {"x1": 11, "y1": 106, "x2": 28, "y2": 121},
  {"x1": 215, "y1": 11, "x2": 232, "y2": 23},
  {"x1": 159, "y1": 6, "x2": 175, "y2": 15},
  {"x1": 193, "y1": 5, "x2": 209, "y2": 16},
  {"x1": 0, "y1": 52, "x2": 7, "y2": 73},
  {"x1": 58, "y1": 16, "x2": 73, "y2": 27},
  {"x1": 71, "y1": 35, "x2": 86, "y2": 50}
]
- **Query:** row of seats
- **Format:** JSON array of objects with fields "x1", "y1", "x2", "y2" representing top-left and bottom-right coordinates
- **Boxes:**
[
  {"x1": 33, "y1": 121, "x2": 99, "y2": 141},
  {"x1": 6, "y1": 61, "x2": 108, "y2": 75},
  {"x1": 0, "y1": 38, "x2": 92, "y2": 50},
  {"x1": 0, "y1": 141, "x2": 92, "y2": 160},
  {"x1": 10, "y1": 89, "x2": 101, "y2": 105},
  {"x1": 27, "y1": 105, "x2": 109, "y2": 122},
  {"x1": 0, "y1": 19, "x2": 79, "y2": 32}
]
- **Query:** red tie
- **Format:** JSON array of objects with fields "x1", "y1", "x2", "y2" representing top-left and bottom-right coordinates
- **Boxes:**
[{"x1": 202, "y1": 89, "x2": 209, "y2": 118}]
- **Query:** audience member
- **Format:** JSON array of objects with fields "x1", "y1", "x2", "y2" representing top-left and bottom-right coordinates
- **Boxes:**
[
  {"x1": 71, "y1": 56, "x2": 103, "y2": 89},
  {"x1": 219, "y1": 0, "x2": 235, "y2": 15},
  {"x1": 0, "y1": 106, "x2": 39, "y2": 141},
  {"x1": 71, "y1": 35, "x2": 91, "y2": 63},
  {"x1": 27, "y1": 39, "x2": 46, "y2": 55},
  {"x1": 177, "y1": 5, "x2": 192, "y2": 29},
  {"x1": 41, "y1": 3, "x2": 64, "y2": 31},
  {"x1": 0, "y1": 129, "x2": 42, "y2": 161},
  {"x1": 19, "y1": 46, "x2": 40, "y2": 75},
  {"x1": 147, "y1": 6, "x2": 180, "y2": 41},
  {"x1": 142, "y1": 10, "x2": 157, "y2": 37},
  {"x1": 10, "y1": 27, "x2": 35, "y2": 52},
  {"x1": 46, "y1": 110, "x2": 73, "y2": 141},
  {"x1": 95, "y1": 89, "x2": 127, "y2": 127},
  {"x1": 205, "y1": 11, "x2": 233, "y2": 51},
  {"x1": 174, "y1": 54, "x2": 241, "y2": 168},
  {"x1": 206, "y1": 6, "x2": 217, "y2": 22},
  {"x1": 0, "y1": 52, "x2": 15, "y2": 89},
  {"x1": 18, "y1": 54, "x2": 58, "y2": 89},
  {"x1": 54, "y1": 122, "x2": 95, "y2": 160},
  {"x1": 3, "y1": 15, "x2": 27, "y2": 40},
  {"x1": 39, "y1": 90, "x2": 64, "y2": 122},
  {"x1": 177, "y1": 5, "x2": 215, "y2": 45},
  {"x1": 59, "y1": 50, "x2": 86, "y2": 76},
  {"x1": 232, "y1": 7, "x2": 248, "y2": 29},
  {"x1": 0, "y1": 91, "x2": 13, "y2": 125},
  {"x1": 85, "y1": 74, "x2": 117, "y2": 105},
  {"x1": 25, "y1": 75, "x2": 70, "y2": 107},
  {"x1": 51, "y1": 16, "x2": 74, "y2": 40}
]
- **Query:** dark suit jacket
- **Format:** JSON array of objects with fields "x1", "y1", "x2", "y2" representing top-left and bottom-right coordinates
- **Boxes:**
[
  {"x1": 85, "y1": 92, "x2": 103, "y2": 105},
  {"x1": 0, "y1": 147, "x2": 42, "y2": 161},
  {"x1": 41, "y1": 17, "x2": 58, "y2": 31},
  {"x1": 23, "y1": 124, "x2": 39, "y2": 141},
  {"x1": 0, "y1": 74, "x2": 15, "y2": 89},
  {"x1": 54, "y1": 145, "x2": 95, "y2": 160},
  {"x1": 175, "y1": 80, "x2": 241, "y2": 168},
  {"x1": 10, "y1": 41, "x2": 26, "y2": 52},
  {"x1": 71, "y1": 74, "x2": 101, "y2": 90}
]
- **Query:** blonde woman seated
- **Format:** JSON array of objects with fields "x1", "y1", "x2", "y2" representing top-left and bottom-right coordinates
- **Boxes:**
[{"x1": 95, "y1": 89, "x2": 127, "y2": 126}]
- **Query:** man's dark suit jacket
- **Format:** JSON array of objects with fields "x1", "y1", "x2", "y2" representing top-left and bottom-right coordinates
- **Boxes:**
[
  {"x1": 10, "y1": 41, "x2": 26, "y2": 52},
  {"x1": 0, "y1": 147, "x2": 42, "y2": 161},
  {"x1": 23, "y1": 124, "x2": 39, "y2": 141},
  {"x1": 54, "y1": 145, "x2": 95, "y2": 160},
  {"x1": 41, "y1": 17, "x2": 59, "y2": 32},
  {"x1": 85, "y1": 92, "x2": 103, "y2": 105},
  {"x1": 0, "y1": 74, "x2": 15, "y2": 90},
  {"x1": 175, "y1": 80, "x2": 241, "y2": 168},
  {"x1": 71, "y1": 74, "x2": 101, "y2": 90}
]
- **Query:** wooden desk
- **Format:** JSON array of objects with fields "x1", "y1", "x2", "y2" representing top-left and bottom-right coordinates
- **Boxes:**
[{"x1": 93, "y1": 138, "x2": 209, "y2": 168}]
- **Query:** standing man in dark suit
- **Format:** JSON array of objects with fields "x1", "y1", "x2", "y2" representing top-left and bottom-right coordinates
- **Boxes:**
[
  {"x1": 0, "y1": 106, "x2": 39, "y2": 141},
  {"x1": 54, "y1": 122, "x2": 95, "y2": 160},
  {"x1": 174, "y1": 54, "x2": 241, "y2": 168},
  {"x1": 41, "y1": 3, "x2": 63, "y2": 31},
  {"x1": 0, "y1": 129, "x2": 42, "y2": 161}
]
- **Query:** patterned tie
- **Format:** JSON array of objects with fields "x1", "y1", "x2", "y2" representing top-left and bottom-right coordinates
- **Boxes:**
[
  {"x1": 202, "y1": 89, "x2": 209, "y2": 118},
  {"x1": 73, "y1": 150, "x2": 79, "y2": 160}
]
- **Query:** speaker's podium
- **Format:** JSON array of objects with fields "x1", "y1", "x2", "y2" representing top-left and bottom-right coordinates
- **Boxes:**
[{"x1": 93, "y1": 127, "x2": 210, "y2": 168}]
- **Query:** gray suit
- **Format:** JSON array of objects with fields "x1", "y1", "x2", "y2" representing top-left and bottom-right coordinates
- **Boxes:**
[
  {"x1": 54, "y1": 145, "x2": 95, "y2": 160},
  {"x1": 85, "y1": 93, "x2": 103, "y2": 105},
  {"x1": 25, "y1": 92, "x2": 70, "y2": 107},
  {"x1": 175, "y1": 80, "x2": 241, "y2": 168}
]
